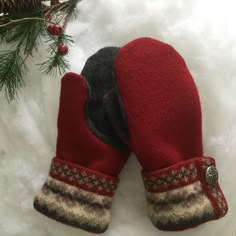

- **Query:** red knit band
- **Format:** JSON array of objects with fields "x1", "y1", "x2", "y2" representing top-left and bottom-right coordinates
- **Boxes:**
[
  {"x1": 49, "y1": 157, "x2": 119, "y2": 197},
  {"x1": 142, "y1": 157, "x2": 228, "y2": 218},
  {"x1": 142, "y1": 157, "x2": 213, "y2": 192}
]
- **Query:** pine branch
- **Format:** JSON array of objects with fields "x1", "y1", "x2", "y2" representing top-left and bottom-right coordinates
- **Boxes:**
[
  {"x1": 40, "y1": 33, "x2": 73, "y2": 75},
  {"x1": 0, "y1": 24, "x2": 17, "y2": 43},
  {"x1": 40, "y1": 53, "x2": 70, "y2": 76},
  {"x1": 0, "y1": 50, "x2": 28, "y2": 101},
  {"x1": 9, "y1": 16, "x2": 45, "y2": 54},
  {"x1": 0, "y1": 0, "x2": 81, "y2": 101}
]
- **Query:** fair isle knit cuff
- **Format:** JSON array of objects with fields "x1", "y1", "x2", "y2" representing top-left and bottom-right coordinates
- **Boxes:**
[
  {"x1": 33, "y1": 157, "x2": 119, "y2": 234},
  {"x1": 142, "y1": 157, "x2": 228, "y2": 231}
]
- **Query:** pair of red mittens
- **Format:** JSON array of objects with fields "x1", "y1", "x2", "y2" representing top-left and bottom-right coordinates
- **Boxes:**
[{"x1": 34, "y1": 38, "x2": 228, "y2": 233}]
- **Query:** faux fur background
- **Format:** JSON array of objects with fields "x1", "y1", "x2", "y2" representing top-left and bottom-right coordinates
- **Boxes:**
[{"x1": 0, "y1": 0, "x2": 236, "y2": 235}]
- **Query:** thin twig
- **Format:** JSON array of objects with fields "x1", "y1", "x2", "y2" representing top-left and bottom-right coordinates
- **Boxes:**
[{"x1": 0, "y1": 17, "x2": 53, "y2": 28}]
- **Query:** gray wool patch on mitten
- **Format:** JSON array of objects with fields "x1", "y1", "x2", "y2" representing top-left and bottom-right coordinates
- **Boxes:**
[{"x1": 81, "y1": 47, "x2": 129, "y2": 154}]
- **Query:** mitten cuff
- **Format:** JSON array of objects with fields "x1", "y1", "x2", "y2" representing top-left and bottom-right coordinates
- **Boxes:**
[
  {"x1": 142, "y1": 157, "x2": 228, "y2": 231},
  {"x1": 34, "y1": 157, "x2": 119, "y2": 233}
]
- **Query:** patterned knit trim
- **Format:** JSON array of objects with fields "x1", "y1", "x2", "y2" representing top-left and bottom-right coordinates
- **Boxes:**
[
  {"x1": 49, "y1": 157, "x2": 119, "y2": 197},
  {"x1": 142, "y1": 157, "x2": 213, "y2": 192},
  {"x1": 146, "y1": 181, "x2": 215, "y2": 230},
  {"x1": 142, "y1": 157, "x2": 228, "y2": 230},
  {"x1": 34, "y1": 176, "x2": 112, "y2": 234}
]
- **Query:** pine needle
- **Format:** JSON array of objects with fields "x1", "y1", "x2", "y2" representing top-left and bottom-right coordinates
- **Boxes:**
[
  {"x1": 0, "y1": 0, "x2": 80, "y2": 101},
  {"x1": 0, "y1": 50, "x2": 28, "y2": 101},
  {"x1": 8, "y1": 16, "x2": 44, "y2": 54},
  {"x1": 39, "y1": 33, "x2": 73, "y2": 75},
  {"x1": 40, "y1": 53, "x2": 70, "y2": 76}
]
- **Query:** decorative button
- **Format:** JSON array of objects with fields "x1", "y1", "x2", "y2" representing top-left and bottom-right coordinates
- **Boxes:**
[{"x1": 205, "y1": 166, "x2": 218, "y2": 187}]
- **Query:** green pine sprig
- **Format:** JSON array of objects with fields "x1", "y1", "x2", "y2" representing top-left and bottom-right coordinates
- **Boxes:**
[
  {"x1": 0, "y1": 13, "x2": 44, "y2": 100},
  {"x1": 0, "y1": 49, "x2": 28, "y2": 101},
  {"x1": 0, "y1": 0, "x2": 81, "y2": 101},
  {"x1": 40, "y1": 33, "x2": 73, "y2": 75},
  {"x1": 7, "y1": 15, "x2": 44, "y2": 54}
]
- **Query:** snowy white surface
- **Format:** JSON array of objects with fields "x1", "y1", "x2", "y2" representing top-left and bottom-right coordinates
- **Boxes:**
[{"x1": 0, "y1": 0, "x2": 236, "y2": 235}]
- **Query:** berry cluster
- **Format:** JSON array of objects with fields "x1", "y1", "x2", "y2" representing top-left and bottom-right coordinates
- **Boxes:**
[
  {"x1": 46, "y1": 0, "x2": 69, "y2": 56},
  {"x1": 47, "y1": 24, "x2": 69, "y2": 56}
]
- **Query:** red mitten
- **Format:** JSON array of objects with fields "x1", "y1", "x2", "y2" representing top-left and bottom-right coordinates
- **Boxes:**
[
  {"x1": 33, "y1": 72, "x2": 129, "y2": 233},
  {"x1": 110, "y1": 37, "x2": 228, "y2": 230}
]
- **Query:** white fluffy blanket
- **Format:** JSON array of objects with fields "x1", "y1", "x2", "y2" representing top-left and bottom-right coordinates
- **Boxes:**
[{"x1": 0, "y1": 0, "x2": 235, "y2": 235}]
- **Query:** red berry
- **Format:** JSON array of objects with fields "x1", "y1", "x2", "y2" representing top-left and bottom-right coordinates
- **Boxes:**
[
  {"x1": 47, "y1": 24, "x2": 54, "y2": 34},
  {"x1": 47, "y1": 23, "x2": 63, "y2": 36},
  {"x1": 53, "y1": 24, "x2": 63, "y2": 35},
  {"x1": 58, "y1": 44, "x2": 68, "y2": 55}
]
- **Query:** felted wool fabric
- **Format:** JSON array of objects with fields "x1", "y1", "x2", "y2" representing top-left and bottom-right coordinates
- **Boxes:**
[
  {"x1": 33, "y1": 71, "x2": 130, "y2": 233},
  {"x1": 111, "y1": 37, "x2": 227, "y2": 230},
  {"x1": 0, "y1": 1, "x2": 235, "y2": 236},
  {"x1": 81, "y1": 47, "x2": 129, "y2": 154}
]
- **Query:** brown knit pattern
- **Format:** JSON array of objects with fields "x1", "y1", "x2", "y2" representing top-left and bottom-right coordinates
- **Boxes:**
[
  {"x1": 143, "y1": 157, "x2": 228, "y2": 230},
  {"x1": 0, "y1": 0, "x2": 41, "y2": 14},
  {"x1": 34, "y1": 176, "x2": 113, "y2": 234},
  {"x1": 146, "y1": 181, "x2": 215, "y2": 230}
]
